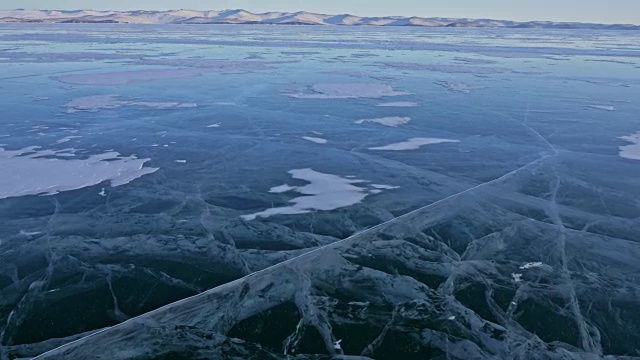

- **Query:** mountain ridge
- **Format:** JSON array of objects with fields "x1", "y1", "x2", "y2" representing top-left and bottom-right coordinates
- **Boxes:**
[{"x1": 1, "y1": 9, "x2": 638, "y2": 29}]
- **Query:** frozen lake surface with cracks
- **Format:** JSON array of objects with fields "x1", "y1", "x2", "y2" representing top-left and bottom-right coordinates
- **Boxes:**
[{"x1": 0, "y1": 24, "x2": 639, "y2": 359}]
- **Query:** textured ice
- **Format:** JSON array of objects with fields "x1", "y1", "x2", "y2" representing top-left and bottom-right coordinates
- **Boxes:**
[
  {"x1": 129, "y1": 59, "x2": 280, "y2": 72},
  {"x1": 369, "y1": 138, "x2": 460, "y2": 151},
  {"x1": 64, "y1": 95, "x2": 197, "y2": 113},
  {"x1": 242, "y1": 169, "x2": 393, "y2": 221},
  {"x1": 436, "y1": 81, "x2": 483, "y2": 94},
  {"x1": 355, "y1": 116, "x2": 411, "y2": 127},
  {"x1": 375, "y1": 101, "x2": 419, "y2": 107},
  {"x1": 289, "y1": 83, "x2": 411, "y2": 99},
  {"x1": 302, "y1": 136, "x2": 328, "y2": 144},
  {"x1": 0, "y1": 147, "x2": 157, "y2": 199},
  {"x1": 54, "y1": 69, "x2": 203, "y2": 85},
  {"x1": 382, "y1": 62, "x2": 510, "y2": 74},
  {"x1": 619, "y1": 132, "x2": 640, "y2": 160}
]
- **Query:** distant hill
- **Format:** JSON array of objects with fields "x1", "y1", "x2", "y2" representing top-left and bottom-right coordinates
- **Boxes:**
[{"x1": 1, "y1": 9, "x2": 638, "y2": 29}]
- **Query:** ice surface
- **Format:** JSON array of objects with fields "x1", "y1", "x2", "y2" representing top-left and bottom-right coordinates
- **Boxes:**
[
  {"x1": 64, "y1": 95, "x2": 197, "y2": 112},
  {"x1": 355, "y1": 117, "x2": 411, "y2": 127},
  {"x1": 289, "y1": 83, "x2": 411, "y2": 99},
  {"x1": 369, "y1": 138, "x2": 460, "y2": 151},
  {"x1": 242, "y1": 169, "x2": 394, "y2": 220},
  {"x1": 375, "y1": 101, "x2": 419, "y2": 107},
  {"x1": 0, "y1": 147, "x2": 157, "y2": 199},
  {"x1": 302, "y1": 136, "x2": 328, "y2": 144},
  {"x1": 619, "y1": 132, "x2": 640, "y2": 160},
  {"x1": 54, "y1": 69, "x2": 203, "y2": 85},
  {"x1": 2, "y1": 24, "x2": 640, "y2": 360}
]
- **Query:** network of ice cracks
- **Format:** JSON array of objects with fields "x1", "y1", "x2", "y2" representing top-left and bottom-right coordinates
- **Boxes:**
[{"x1": 17, "y1": 107, "x2": 638, "y2": 360}]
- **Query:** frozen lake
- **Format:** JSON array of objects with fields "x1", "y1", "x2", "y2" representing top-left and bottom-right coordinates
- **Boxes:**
[{"x1": 0, "y1": 24, "x2": 639, "y2": 359}]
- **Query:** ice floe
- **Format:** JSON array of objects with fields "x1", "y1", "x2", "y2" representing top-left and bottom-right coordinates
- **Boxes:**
[
  {"x1": 375, "y1": 101, "x2": 419, "y2": 107},
  {"x1": 64, "y1": 95, "x2": 197, "y2": 113},
  {"x1": 619, "y1": 132, "x2": 640, "y2": 160},
  {"x1": 302, "y1": 136, "x2": 328, "y2": 144},
  {"x1": 242, "y1": 169, "x2": 396, "y2": 220},
  {"x1": 369, "y1": 137, "x2": 459, "y2": 151},
  {"x1": 355, "y1": 116, "x2": 410, "y2": 127},
  {"x1": 289, "y1": 83, "x2": 411, "y2": 99},
  {"x1": 54, "y1": 68, "x2": 203, "y2": 85},
  {"x1": 0, "y1": 146, "x2": 158, "y2": 199}
]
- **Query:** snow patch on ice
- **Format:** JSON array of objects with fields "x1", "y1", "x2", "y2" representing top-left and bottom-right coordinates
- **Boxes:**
[
  {"x1": 207, "y1": 123, "x2": 221, "y2": 128},
  {"x1": 511, "y1": 273, "x2": 523, "y2": 283},
  {"x1": 333, "y1": 339, "x2": 342, "y2": 350},
  {"x1": 369, "y1": 137, "x2": 459, "y2": 151},
  {"x1": 269, "y1": 184, "x2": 297, "y2": 193},
  {"x1": 519, "y1": 262, "x2": 543, "y2": 270},
  {"x1": 289, "y1": 83, "x2": 411, "y2": 99},
  {"x1": 588, "y1": 105, "x2": 616, "y2": 111},
  {"x1": 19, "y1": 230, "x2": 42, "y2": 237},
  {"x1": 619, "y1": 132, "x2": 640, "y2": 160},
  {"x1": 64, "y1": 95, "x2": 197, "y2": 113},
  {"x1": 355, "y1": 116, "x2": 410, "y2": 127},
  {"x1": 242, "y1": 169, "x2": 395, "y2": 221},
  {"x1": 0, "y1": 146, "x2": 158, "y2": 199},
  {"x1": 371, "y1": 184, "x2": 400, "y2": 190},
  {"x1": 302, "y1": 136, "x2": 328, "y2": 144},
  {"x1": 55, "y1": 135, "x2": 82, "y2": 144}
]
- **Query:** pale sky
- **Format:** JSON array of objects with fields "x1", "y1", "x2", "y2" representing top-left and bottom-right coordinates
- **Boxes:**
[{"x1": 1, "y1": 0, "x2": 638, "y2": 24}]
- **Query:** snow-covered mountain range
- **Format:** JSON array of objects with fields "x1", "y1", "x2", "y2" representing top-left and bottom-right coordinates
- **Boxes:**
[{"x1": 1, "y1": 9, "x2": 638, "y2": 29}]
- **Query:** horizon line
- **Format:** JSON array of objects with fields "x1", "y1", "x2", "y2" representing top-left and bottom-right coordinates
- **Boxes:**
[{"x1": 2, "y1": 8, "x2": 639, "y2": 27}]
